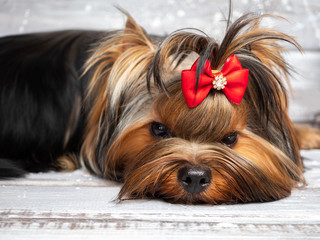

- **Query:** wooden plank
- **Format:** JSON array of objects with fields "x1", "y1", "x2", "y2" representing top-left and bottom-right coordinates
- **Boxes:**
[
  {"x1": 0, "y1": 150, "x2": 319, "y2": 239},
  {"x1": 287, "y1": 51, "x2": 320, "y2": 123},
  {"x1": 0, "y1": 1, "x2": 319, "y2": 239},
  {"x1": 0, "y1": 0, "x2": 319, "y2": 50}
]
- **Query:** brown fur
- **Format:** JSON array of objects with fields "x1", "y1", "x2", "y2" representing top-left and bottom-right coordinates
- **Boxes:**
[
  {"x1": 295, "y1": 124, "x2": 320, "y2": 150},
  {"x1": 79, "y1": 12, "x2": 313, "y2": 204}
]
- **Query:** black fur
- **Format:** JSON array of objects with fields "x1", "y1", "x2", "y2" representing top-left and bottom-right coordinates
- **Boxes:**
[{"x1": 0, "y1": 30, "x2": 104, "y2": 177}]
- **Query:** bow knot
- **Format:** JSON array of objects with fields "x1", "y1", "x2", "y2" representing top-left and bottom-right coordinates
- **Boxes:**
[{"x1": 181, "y1": 55, "x2": 249, "y2": 107}]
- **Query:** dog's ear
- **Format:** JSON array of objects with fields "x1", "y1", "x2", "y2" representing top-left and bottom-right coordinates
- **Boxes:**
[
  {"x1": 124, "y1": 13, "x2": 146, "y2": 35},
  {"x1": 81, "y1": 11, "x2": 157, "y2": 177},
  {"x1": 217, "y1": 14, "x2": 303, "y2": 168},
  {"x1": 120, "y1": 10, "x2": 154, "y2": 51}
]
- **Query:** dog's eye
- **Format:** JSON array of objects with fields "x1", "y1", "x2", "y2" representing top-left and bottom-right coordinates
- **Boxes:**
[
  {"x1": 221, "y1": 132, "x2": 239, "y2": 147},
  {"x1": 150, "y1": 121, "x2": 171, "y2": 139}
]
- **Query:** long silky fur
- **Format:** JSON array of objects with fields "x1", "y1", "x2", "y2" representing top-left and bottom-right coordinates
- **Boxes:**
[
  {"x1": 147, "y1": 13, "x2": 303, "y2": 171},
  {"x1": 80, "y1": 12, "x2": 305, "y2": 203},
  {"x1": 0, "y1": 9, "x2": 306, "y2": 204},
  {"x1": 80, "y1": 13, "x2": 158, "y2": 178},
  {"x1": 0, "y1": 30, "x2": 104, "y2": 176}
]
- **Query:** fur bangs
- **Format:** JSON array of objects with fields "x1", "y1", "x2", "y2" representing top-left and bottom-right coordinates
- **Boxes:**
[{"x1": 147, "y1": 13, "x2": 303, "y2": 167}]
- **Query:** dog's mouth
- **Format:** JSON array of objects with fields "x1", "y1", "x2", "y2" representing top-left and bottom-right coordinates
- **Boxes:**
[
  {"x1": 115, "y1": 130, "x2": 304, "y2": 205},
  {"x1": 117, "y1": 149, "x2": 246, "y2": 205},
  {"x1": 149, "y1": 161, "x2": 239, "y2": 205},
  {"x1": 118, "y1": 152, "x2": 301, "y2": 205},
  {"x1": 153, "y1": 163, "x2": 215, "y2": 204}
]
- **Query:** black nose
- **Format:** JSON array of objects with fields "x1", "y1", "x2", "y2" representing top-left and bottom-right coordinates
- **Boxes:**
[{"x1": 178, "y1": 166, "x2": 211, "y2": 194}]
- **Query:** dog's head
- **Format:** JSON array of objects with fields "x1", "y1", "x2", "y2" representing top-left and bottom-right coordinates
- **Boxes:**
[{"x1": 81, "y1": 13, "x2": 305, "y2": 204}]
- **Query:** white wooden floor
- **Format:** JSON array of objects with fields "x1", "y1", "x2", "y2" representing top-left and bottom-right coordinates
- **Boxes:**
[
  {"x1": 0, "y1": 149, "x2": 319, "y2": 240},
  {"x1": 0, "y1": 1, "x2": 320, "y2": 239}
]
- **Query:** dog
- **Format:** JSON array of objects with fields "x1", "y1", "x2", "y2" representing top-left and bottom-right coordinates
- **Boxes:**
[{"x1": 0, "y1": 11, "x2": 319, "y2": 204}]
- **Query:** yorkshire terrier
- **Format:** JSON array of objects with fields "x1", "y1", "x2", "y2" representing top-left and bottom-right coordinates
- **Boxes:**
[{"x1": 0, "y1": 11, "x2": 319, "y2": 204}]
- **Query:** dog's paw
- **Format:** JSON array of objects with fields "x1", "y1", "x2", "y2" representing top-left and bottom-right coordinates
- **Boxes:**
[
  {"x1": 56, "y1": 153, "x2": 80, "y2": 172},
  {"x1": 295, "y1": 124, "x2": 320, "y2": 150}
]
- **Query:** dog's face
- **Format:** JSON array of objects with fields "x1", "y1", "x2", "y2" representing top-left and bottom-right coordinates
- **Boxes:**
[
  {"x1": 114, "y1": 83, "x2": 300, "y2": 204},
  {"x1": 81, "y1": 13, "x2": 305, "y2": 204}
]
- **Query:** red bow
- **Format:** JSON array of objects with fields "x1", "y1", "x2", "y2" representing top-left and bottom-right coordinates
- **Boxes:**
[{"x1": 181, "y1": 54, "x2": 249, "y2": 107}]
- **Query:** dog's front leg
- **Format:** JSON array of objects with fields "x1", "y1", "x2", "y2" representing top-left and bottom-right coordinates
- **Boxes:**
[{"x1": 294, "y1": 124, "x2": 320, "y2": 149}]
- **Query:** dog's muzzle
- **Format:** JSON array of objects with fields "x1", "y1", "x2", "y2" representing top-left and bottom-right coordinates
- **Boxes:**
[{"x1": 178, "y1": 165, "x2": 211, "y2": 194}]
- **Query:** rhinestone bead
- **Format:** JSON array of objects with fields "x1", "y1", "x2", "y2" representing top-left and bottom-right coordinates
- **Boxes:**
[{"x1": 212, "y1": 74, "x2": 227, "y2": 90}]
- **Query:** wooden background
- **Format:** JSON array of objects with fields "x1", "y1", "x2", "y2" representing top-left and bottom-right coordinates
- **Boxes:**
[
  {"x1": 1, "y1": 150, "x2": 319, "y2": 239},
  {"x1": 0, "y1": 0, "x2": 319, "y2": 123},
  {"x1": 0, "y1": 0, "x2": 320, "y2": 239}
]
